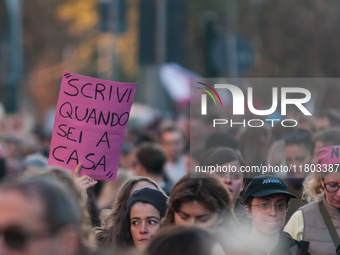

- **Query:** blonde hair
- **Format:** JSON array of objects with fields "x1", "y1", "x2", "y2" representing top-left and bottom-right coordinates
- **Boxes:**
[{"x1": 302, "y1": 172, "x2": 325, "y2": 203}]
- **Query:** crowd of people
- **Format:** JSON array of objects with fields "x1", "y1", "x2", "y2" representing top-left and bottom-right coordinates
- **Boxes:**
[{"x1": 0, "y1": 108, "x2": 340, "y2": 255}]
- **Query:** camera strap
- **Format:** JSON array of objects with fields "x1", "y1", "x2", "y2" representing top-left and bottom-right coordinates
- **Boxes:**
[{"x1": 319, "y1": 200, "x2": 340, "y2": 249}]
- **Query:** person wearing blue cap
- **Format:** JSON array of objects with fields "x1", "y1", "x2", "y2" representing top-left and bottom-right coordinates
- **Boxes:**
[{"x1": 243, "y1": 175, "x2": 310, "y2": 255}]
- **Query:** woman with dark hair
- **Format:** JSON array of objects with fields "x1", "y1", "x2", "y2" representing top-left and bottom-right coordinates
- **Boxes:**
[
  {"x1": 145, "y1": 226, "x2": 226, "y2": 255},
  {"x1": 94, "y1": 176, "x2": 160, "y2": 248},
  {"x1": 200, "y1": 147, "x2": 248, "y2": 225},
  {"x1": 163, "y1": 172, "x2": 235, "y2": 232},
  {"x1": 284, "y1": 128, "x2": 314, "y2": 179},
  {"x1": 121, "y1": 187, "x2": 168, "y2": 250},
  {"x1": 283, "y1": 128, "x2": 314, "y2": 220},
  {"x1": 239, "y1": 126, "x2": 271, "y2": 167}
]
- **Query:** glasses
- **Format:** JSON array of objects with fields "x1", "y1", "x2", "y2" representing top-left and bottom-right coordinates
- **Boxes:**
[
  {"x1": 252, "y1": 202, "x2": 288, "y2": 214},
  {"x1": 323, "y1": 181, "x2": 340, "y2": 193},
  {"x1": 0, "y1": 226, "x2": 53, "y2": 250}
]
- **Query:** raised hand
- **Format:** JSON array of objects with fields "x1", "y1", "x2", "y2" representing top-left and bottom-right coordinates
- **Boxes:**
[{"x1": 74, "y1": 163, "x2": 98, "y2": 190}]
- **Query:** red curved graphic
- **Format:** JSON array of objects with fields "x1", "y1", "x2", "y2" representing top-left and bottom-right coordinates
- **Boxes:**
[{"x1": 196, "y1": 82, "x2": 223, "y2": 106}]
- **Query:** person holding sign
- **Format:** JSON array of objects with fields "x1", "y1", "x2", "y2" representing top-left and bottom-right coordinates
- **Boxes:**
[
  {"x1": 285, "y1": 145, "x2": 340, "y2": 255},
  {"x1": 74, "y1": 163, "x2": 97, "y2": 191},
  {"x1": 48, "y1": 72, "x2": 137, "y2": 182}
]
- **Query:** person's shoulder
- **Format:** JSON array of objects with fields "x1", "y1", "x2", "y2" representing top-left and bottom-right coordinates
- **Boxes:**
[
  {"x1": 283, "y1": 232, "x2": 310, "y2": 255},
  {"x1": 299, "y1": 201, "x2": 319, "y2": 213}
]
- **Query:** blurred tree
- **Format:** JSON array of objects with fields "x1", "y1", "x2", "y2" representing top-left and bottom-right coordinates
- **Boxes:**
[
  {"x1": 0, "y1": 0, "x2": 10, "y2": 102},
  {"x1": 238, "y1": 0, "x2": 340, "y2": 77},
  {"x1": 18, "y1": 0, "x2": 340, "y2": 127},
  {"x1": 23, "y1": 0, "x2": 140, "y2": 129},
  {"x1": 23, "y1": 0, "x2": 99, "y2": 129},
  {"x1": 186, "y1": 0, "x2": 340, "y2": 78}
]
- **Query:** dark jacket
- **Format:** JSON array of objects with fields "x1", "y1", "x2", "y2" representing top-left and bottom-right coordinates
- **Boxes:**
[{"x1": 247, "y1": 231, "x2": 310, "y2": 255}]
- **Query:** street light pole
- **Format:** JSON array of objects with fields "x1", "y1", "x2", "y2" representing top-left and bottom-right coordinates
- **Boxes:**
[
  {"x1": 3, "y1": 0, "x2": 23, "y2": 113},
  {"x1": 225, "y1": 0, "x2": 239, "y2": 78}
]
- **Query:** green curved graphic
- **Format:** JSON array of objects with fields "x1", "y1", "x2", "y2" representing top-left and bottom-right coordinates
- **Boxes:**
[{"x1": 197, "y1": 87, "x2": 217, "y2": 106}]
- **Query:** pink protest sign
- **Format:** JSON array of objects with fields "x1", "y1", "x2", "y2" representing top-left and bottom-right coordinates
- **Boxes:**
[{"x1": 48, "y1": 71, "x2": 137, "y2": 180}]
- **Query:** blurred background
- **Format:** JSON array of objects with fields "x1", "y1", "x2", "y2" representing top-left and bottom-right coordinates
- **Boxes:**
[{"x1": 1, "y1": 0, "x2": 340, "y2": 139}]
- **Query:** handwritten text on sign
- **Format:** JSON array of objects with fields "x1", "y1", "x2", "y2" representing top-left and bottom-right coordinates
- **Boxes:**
[{"x1": 48, "y1": 71, "x2": 137, "y2": 180}]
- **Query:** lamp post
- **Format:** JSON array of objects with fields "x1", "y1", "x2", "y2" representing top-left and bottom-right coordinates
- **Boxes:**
[{"x1": 3, "y1": 0, "x2": 23, "y2": 113}]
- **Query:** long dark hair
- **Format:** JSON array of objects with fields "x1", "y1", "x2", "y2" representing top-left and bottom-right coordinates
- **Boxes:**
[
  {"x1": 284, "y1": 128, "x2": 314, "y2": 156},
  {"x1": 94, "y1": 176, "x2": 160, "y2": 248}
]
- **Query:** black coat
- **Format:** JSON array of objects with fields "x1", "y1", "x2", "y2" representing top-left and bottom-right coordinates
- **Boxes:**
[{"x1": 246, "y1": 231, "x2": 310, "y2": 255}]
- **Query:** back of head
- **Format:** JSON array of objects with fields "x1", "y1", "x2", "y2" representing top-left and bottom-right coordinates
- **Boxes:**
[
  {"x1": 0, "y1": 175, "x2": 83, "y2": 255},
  {"x1": 283, "y1": 128, "x2": 314, "y2": 155},
  {"x1": 23, "y1": 153, "x2": 49, "y2": 170},
  {"x1": 135, "y1": 142, "x2": 166, "y2": 175},
  {"x1": 314, "y1": 127, "x2": 340, "y2": 147},
  {"x1": 239, "y1": 126, "x2": 271, "y2": 166},
  {"x1": 205, "y1": 132, "x2": 239, "y2": 151},
  {"x1": 145, "y1": 226, "x2": 215, "y2": 255},
  {"x1": 0, "y1": 175, "x2": 81, "y2": 231},
  {"x1": 315, "y1": 109, "x2": 340, "y2": 127},
  {"x1": 159, "y1": 125, "x2": 186, "y2": 142},
  {"x1": 48, "y1": 168, "x2": 96, "y2": 251}
]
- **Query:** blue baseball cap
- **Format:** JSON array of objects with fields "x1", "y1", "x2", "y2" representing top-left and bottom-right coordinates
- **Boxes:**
[{"x1": 244, "y1": 175, "x2": 297, "y2": 203}]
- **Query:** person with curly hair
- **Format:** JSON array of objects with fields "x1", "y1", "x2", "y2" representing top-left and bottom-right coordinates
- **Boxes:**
[{"x1": 285, "y1": 145, "x2": 340, "y2": 255}]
